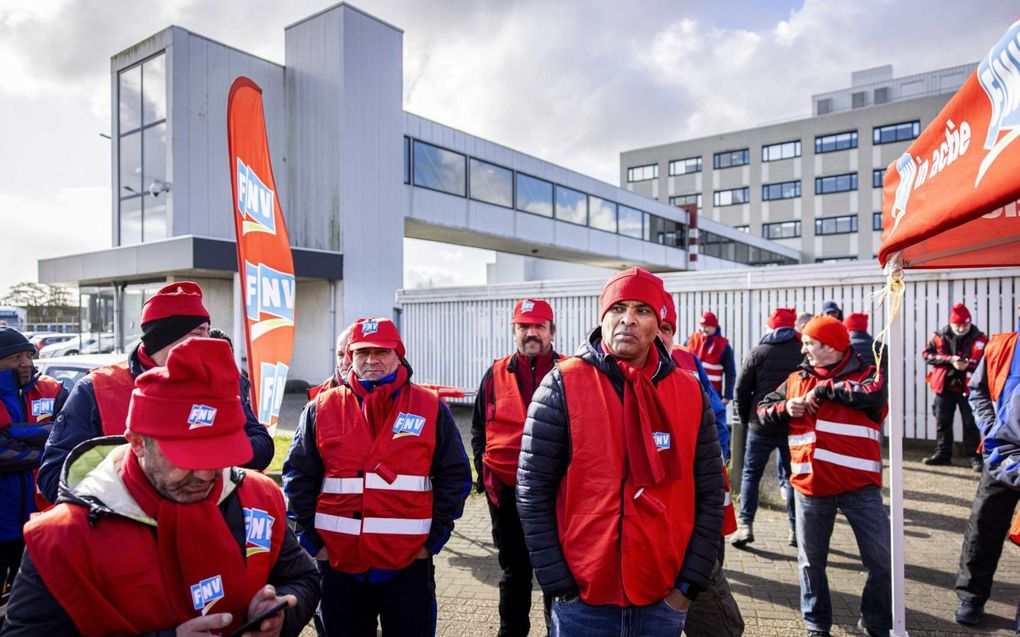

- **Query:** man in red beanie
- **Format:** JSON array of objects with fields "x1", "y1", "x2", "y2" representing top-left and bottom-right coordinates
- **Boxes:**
[
  {"x1": 37, "y1": 281, "x2": 273, "y2": 502},
  {"x1": 758, "y1": 315, "x2": 890, "y2": 637},
  {"x1": 283, "y1": 317, "x2": 471, "y2": 636},
  {"x1": 471, "y1": 298, "x2": 559, "y2": 637},
  {"x1": 686, "y1": 311, "x2": 736, "y2": 404},
  {"x1": 922, "y1": 303, "x2": 987, "y2": 469},
  {"x1": 732, "y1": 308, "x2": 801, "y2": 549},
  {"x1": 517, "y1": 268, "x2": 725, "y2": 636},
  {"x1": 3, "y1": 338, "x2": 319, "y2": 636}
]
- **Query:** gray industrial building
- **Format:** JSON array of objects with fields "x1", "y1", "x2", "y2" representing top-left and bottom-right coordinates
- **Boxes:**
[{"x1": 620, "y1": 63, "x2": 972, "y2": 263}]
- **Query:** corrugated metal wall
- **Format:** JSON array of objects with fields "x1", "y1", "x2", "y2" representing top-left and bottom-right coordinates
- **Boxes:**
[{"x1": 397, "y1": 262, "x2": 1020, "y2": 441}]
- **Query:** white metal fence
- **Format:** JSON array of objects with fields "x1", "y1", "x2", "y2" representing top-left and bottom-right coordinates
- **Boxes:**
[{"x1": 396, "y1": 262, "x2": 1020, "y2": 441}]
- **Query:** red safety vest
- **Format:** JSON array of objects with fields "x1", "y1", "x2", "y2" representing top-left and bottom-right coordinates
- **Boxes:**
[
  {"x1": 0, "y1": 376, "x2": 64, "y2": 510},
  {"x1": 983, "y1": 332, "x2": 1018, "y2": 403},
  {"x1": 786, "y1": 365, "x2": 887, "y2": 497},
  {"x1": 687, "y1": 332, "x2": 728, "y2": 394},
  {"x1": 483, "y1": 356, "x2": 528, "y2": 486},
  {"x1": 925, "y1": 332, "x2": 988, "y2": 395},
  {"x1": 314, "y1": 383, "x2": 438, "y2": 573},
  {"x1": 307, "y1": 374, "x2": 341, "y2": 401},
  {"x1": 23, "y1": 471, "x2": 286, "y2": 637},
  {"x1": 557, "y1": 357, "x2": 703, "y2": 607},
  {"x1": 89, "y1": 361, "x2": 136, "y2": 435},
  {"x1": 670, "y1": 345, "x2": 737, "y2": 535}
]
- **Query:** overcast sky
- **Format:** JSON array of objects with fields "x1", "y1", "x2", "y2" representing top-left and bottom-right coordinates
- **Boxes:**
[{"x1": 0, "y1": 0, "x2": 1014, "y2": 295}]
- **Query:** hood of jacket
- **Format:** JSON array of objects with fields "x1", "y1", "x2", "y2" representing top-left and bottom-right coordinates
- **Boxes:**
[{"x1": 760, "y1": 326, "x2": 799, "y2": 346}]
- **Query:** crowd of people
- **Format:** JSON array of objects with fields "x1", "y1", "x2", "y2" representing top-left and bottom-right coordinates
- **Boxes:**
[{"x1": 0, "y1": 273, "x2": 1017, "y2": 637}]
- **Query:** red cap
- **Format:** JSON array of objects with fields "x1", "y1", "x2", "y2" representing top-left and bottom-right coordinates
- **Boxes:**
[
  {"x1": 699, "y1": 311, "x2": 719, "y2": 328},
  {"x1": 127, "y1": 338, "x2": 251, "y2": 470},
  {"x1": 141, "y1": 282, "x2": 210, "y2": 326},
  {"x1": 512, "y1": 299, "x2": 554, "y2": 325},
  {"x1": 348, "y1": 317, "x2": 406, "y2": 358},
  {"x1": 599, "y1": 268, "x2": 668, "y2": 325},
  {"x1": 802, "y1": 315, "x2": 850, "y2": 352},
  {"x1": 950, "y1": 303, "x2": 971, "y2": 324},
  {"x1": 844, "y1": 312, "x2": 869, "y2": 332},
  {"x1": 767, "y1": 308, "x2": 797, "y2": 330},
  {"x1": 661, "y1": 290, "x2": 678, "y2": 330}
]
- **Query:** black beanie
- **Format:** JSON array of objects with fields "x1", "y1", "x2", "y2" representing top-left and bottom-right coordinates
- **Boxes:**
[
  {"x1": 141, "y1": 315, "x2": 208, "y2": 355},
  {"x1": 0, "y1": 327, "x2": 35, "y2": 360}
]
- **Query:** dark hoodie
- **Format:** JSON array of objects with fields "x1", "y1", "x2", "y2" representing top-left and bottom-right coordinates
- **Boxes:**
[{"x1": 734, "y1": 327, "x2": 802, "y2": 433}]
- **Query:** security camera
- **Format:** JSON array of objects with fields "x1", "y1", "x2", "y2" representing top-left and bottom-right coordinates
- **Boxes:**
[{"x1": 148, "y1": 180, "x2": 172, "y2": 197}]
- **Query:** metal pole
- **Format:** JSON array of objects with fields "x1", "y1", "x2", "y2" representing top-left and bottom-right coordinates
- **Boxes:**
[{"x1": 885, "y1": 259, "x2": 909, "y2": 637}]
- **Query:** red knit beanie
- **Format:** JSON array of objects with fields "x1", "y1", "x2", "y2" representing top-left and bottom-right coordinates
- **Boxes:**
[
  {"x1": 661, "y1": 290, "x2": 678, "y2": 330},
  {"x1": 699, "y1": 311, "x2": 719, "y2": 328},
  {"x1": 802, "y1": 315, "x2": 850, "y2": 352},
  {"x1": 127, "y1": 338, "x2": 251, "y2": 470},
  {"x1": 767, "y1": 308, "x2": 797, "y2": 330},
  {"x1": 141, "y1": 282, "x2": 210, "y2": 325},
  {"x1": 844, "y1": 313, "x2": 869, "y2": 332},
  {"x1": 348, "y1": 317, "x2": 406, "y2": 358},
  {"x1": 599, "y1": 268, "x2": 667, "y2": 325},
  {"x1": 950, "y1": 303, "x2": 971, "y2": 324}
]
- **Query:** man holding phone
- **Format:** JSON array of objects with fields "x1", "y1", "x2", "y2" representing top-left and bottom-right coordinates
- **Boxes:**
[{"x1": 2, "y1": 338, "x2": 319, "y2": 637}]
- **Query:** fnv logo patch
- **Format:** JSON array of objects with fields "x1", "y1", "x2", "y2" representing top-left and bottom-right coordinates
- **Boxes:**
[
  {"x1": 245, "y1": 260, "x2": 296, "y2": 340},
  {"x1": 31, "y1": 398, "x2": 55, "y2": 418},
  {"x1": 190, "y1": 575, "x2": 225, "y2": 614},
  {"x1": 660, "y1": 305, "x2": 667, "y2": 319},
  {"x1": 236, "y1": 158, "x2": 276, "y2": 235},
  {"x1": 653, "y1": 432, "x2": 671, "y2": 451},
  {"x1": 361, "y1": 320, "x2": 379, "y2": 335},
  {"x1": 392, "y1": 412, "x2": 426, "y2": 439},
  {"x1": 187, "y1": 405, "x2": 217, "y2": 430},
  {"x1": 244, "y1": 507, "x2": 275, "y2": 556},
  {"x1": 521, "y1": 300, "x2": 535, "y2": 313}
]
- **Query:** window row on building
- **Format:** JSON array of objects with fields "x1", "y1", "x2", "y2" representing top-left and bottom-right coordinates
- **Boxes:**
[
  {"x1": 699, "y1": 229, "x2": 797, "y2": 266},
  {"x1": 668, "y1": 171, "x2": 867, "y2": 212},
  {"x1": 407, "y1": 138, "x2": 687, "y2": 248},
  {"x1": 626, "y1": 119, "x2": 920, "y2": 182},
  {"x1": 760, "y1": 213, "x2": 864, "y2": 239}
]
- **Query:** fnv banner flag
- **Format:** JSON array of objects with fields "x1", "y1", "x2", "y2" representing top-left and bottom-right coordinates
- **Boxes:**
[
  {"x1": 227, "y1": 77, "x2": 295, "y2": 428},
  {"x1": 879, "y1": 19, "x2": 1020, "y2": 269}
]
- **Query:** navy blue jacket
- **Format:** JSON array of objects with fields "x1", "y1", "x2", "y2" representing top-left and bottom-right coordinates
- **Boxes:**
[
  {"x1": 0, "y1": 368, "x2": 69, "y2": 541},
  {"x1": 283, "y1": 363, "x2": 471, "y2": 582},
  {"x1": 37, "y1": 344, "x2": 273, "y2": 503}
]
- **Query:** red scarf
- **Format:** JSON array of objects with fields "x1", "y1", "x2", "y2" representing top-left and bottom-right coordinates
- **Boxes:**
[
  {"x1": 121, "y1": 451, "x2": 247, "y2": 627},
  {"x1": 811, "y1": 350, "x2": 853, "y2": 379},
  {"x1": 347, "y1": 365, "x2": 410, "y2": 436},
  {"x1": 136, "y1": 344, "x2": 158, "y2": 370},
  {"x1": 606, "y1": 345, "x2": 681, "y2": 488}
]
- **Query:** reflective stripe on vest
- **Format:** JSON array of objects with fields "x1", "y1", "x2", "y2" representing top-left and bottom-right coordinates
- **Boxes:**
[{"x1": 314, "y1": 382, "x2": 438, "y2": 573}]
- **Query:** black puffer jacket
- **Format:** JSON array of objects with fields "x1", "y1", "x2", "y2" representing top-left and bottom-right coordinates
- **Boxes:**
[
  {"x1": 515, "y1": 329, "x2": 724, "y2": 600},
  {"x1": 734, "y1": 327, "x2": 803, "y2": 434}
]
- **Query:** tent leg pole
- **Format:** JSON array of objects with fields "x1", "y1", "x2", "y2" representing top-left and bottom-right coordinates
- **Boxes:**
[{"x1": 888, "y1": 293, "x2": 909, "y2": 636}]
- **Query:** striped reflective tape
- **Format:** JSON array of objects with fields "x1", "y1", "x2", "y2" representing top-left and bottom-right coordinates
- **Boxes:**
[
  {"x1": 362, "y1": 517, "x2": 432, "y2": 535},
  {"x1": 813, "y1": 448, "x2": 883, "y2": 474},
  {"x1": 815, "y1": 419, "x2": 882, "y2": 442},
  {"x1": 321, "y1": 474, "x2": 433, "y2": 495},
  {"x1": 790, "y1": 461, "x2": 812, "y2": 475},
  {"x1": 702, "y1": 362, "x2": 724, "y2": 370},
  {"x1": 723, "y1": 492, "x2": 733, "y2": 506},
  {"x1": 314, "y1": 512, "x2": 362, "y2": 535},
  {"x1": 788, "y1": 432, "x2": 816, "y2": 447}
]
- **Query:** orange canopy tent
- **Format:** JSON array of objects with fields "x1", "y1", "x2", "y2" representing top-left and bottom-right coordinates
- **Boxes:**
[{"x1": 878, "y1": 19, "x2": 1020, "y2": 637}]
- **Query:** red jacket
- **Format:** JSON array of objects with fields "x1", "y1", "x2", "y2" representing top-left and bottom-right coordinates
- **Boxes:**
[
  {"x1": 556, "y1": 357, "x2": 702, "y2": 606},
  {"x1": 88, "y1": 361, "x2": 134, "y2": 435},
  {"x1": 314, "y1": 384, "x2": 438, "y2": 573},
  {"x1": 924, "y1": 327, "x2": 987, "y2": 395},
  {"x1": 24, "y1": 467, "x2": 286, "y2": 637}
]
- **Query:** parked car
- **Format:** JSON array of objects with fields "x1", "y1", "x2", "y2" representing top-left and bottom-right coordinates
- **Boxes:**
[
  {"x1": 38, "y1": 335, "x2": 96, "y2": 358},
  {"x1": 30, "y1": 332, "x2": 75, "y2": 351},
  {"x1": 34, "y1": 353, "x2": 128, "y2": 391},
  {"x1": 81, "y1": 333, "x2": 117, "y2": 355}
]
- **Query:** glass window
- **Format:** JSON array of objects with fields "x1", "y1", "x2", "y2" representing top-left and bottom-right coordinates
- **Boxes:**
[
  {"x1": 815, "y1": 256, "x2": 857, "y2": 263},
  {"x1": 648, "y1": 215, "x2": 685, "y2": 248},
  {"x1": 814, "y1": 130, "x2": 858, "y2": 154},
  {"x1": 734, "y1": 225, "x2": 750, "y2": 233},
  {"x1": 144, "y1": 198, "x2": 167, "y2": 242},
  {"x1": 814, "y1": 214, "x2": 859, "y2": 235},
  {"x1": 120, "y1": 196, "x2": 142, "y2": 245},
  {"x1": 469, "y1": 158, "x2": 513, "y2": 208},
  {"x1": 413, "y1": 140, "x2": 465, "y2": 196},
  {"x1": 141, "y1": 123, "x2": 166, "y2": 193},
  {"x1": 141, "y1": 55, "x2": 166, "y2": 125},
  {"x1": 762, "y1": 220, "x2": 801, "y2": 239},
  {"x1": 555, "y1": 186, "x2": 587, "y2": 225},
  {"x1": 872, "y1": 211, "x2": 884, "y2": 231},
  {"x1": 618, "y1": 205, "x2": 643, "y2": 238},
  {"x1": 119, "y1": 64, "x2": 142, "y2": 133},
  {"x1": 516, "y1": 173, "x2": 553, "y2": 217},
  {"x1": 713, "y1": 186, "x2": 750, "y2": 207},
  {"x1": 761, "y1": 180, "x2": 801, "y2": 201},
  {"x1": 713, "y1": 148, "x2": 750, "y2": 169},
  {"x1": 873, "y1": 120, "x2": 921, "y2": 145},
  {"x1": 589, "y1": 196, "x2": 617, "y2": 232},
  {"x1": 668, "y1": 156, "x2": 702, "y2": 176},
  {"x1": 872, "y1": 168, "x2": 885, "y2": 189},
  {"x1": 627, "y1": 164, "x2": 658, "y2": 182},
  {"x1": 403, "y1": 137, "x2": 410, "y2": 184},
  {"x1": 762, "y1": 140, "x2": 801, "y2": 162},
  {"x1": 815, "y1": 172, "x2": 858, "y2": 195},
  {"x1": 669, "y1": 193, "x2": 702, "y2": 210},
  {"x1": 119, "y1": 131, "x2": 142, "y2": 197}
]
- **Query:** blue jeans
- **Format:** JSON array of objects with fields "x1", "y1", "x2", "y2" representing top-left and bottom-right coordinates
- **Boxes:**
[
  {"x1": 794, "y1": 485, "x2": 892, "y2": 633},
  {"x1": 551, "y1": 594, "x2": 686, "y2": 637},
  {"x1": 738, "y1": 428, "x2": 795, "y2": 531}
]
